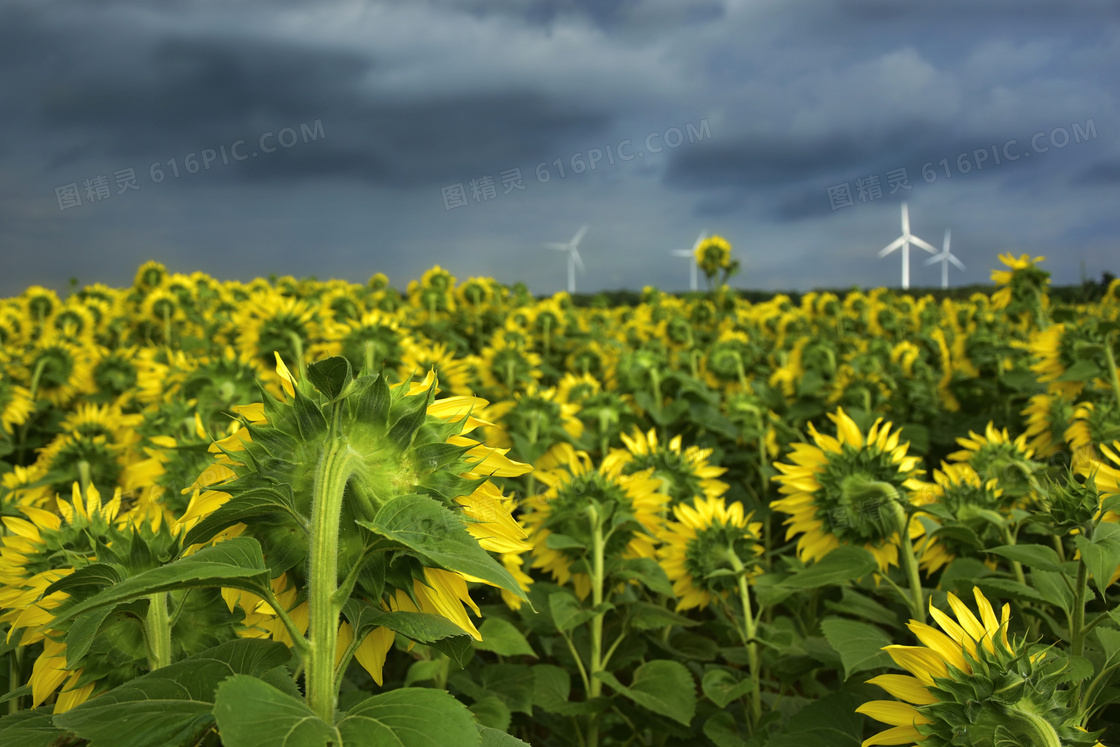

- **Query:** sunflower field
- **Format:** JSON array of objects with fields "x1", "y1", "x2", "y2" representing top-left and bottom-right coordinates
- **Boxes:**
[{"x1": 1, "y1": 250, "x2": 1120, "y2": 747}]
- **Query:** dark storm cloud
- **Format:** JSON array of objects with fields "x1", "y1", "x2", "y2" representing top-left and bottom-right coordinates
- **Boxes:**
[
  {"x1": 7, "y1": 5, "x2": 612, "y2": 188},
  {"x1": 1077, "y1": 159, "x2": 1120, "y2": 185}
]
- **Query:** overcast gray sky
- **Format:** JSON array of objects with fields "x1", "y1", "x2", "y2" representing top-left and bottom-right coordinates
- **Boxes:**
[{"x1": 1, "y1": 0, "x2": 1117, "y2": 297}]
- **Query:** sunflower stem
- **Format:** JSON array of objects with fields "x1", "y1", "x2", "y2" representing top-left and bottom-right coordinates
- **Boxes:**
[
  {"x1": 306, "y1": 435, "x2": 353, "y2": 723},
  {"x1": 725, "y1": 549, "x2": 762, "y2": 730},
  {"x1": 894, "y1": 506, "x2": 925, "y2": 624},
  {"x1": 999, "y1": 523, "x2": 1028, "y2": 588},
  {"x1": 77, "y1": 460, "x2": 91, "y2": 502},
  {"x1": 1104, "y1": 338, "x2": 1120, "y2": 409},
  {"x1": 587, "y1": 505, "x2": 607, "y2": 747},
  {"x1": 1071, "y1": 556, "x2": 1088, "y2": 659},
  {"x1": 145, "y1": 592, "x2": 172, "y2": 671}
]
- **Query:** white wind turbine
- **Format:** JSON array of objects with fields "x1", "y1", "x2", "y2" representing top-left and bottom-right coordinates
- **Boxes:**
[
  {"x1": 924, "y1": 228, "x2": 965, "y2": 289},
  {"x1": 546, "y1": 225, "x2": 588, "y2": 294},
  {"x1": 877, "y1": 202, "x2": 939, "y2": 290},
  {"x1": 671, "y1": 230, "x2": 706, "y2": 291}
]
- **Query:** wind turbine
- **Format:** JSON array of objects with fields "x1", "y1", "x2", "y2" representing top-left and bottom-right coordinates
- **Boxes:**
[
  {"x1": 546, "y1": 225, "x2": 588, "y2": 294},
  {"x1": 877, "y1": 202, "x2": 938, "y2": 290},
  {"x1": 924, "y1": 228, "x2": 965, "y2": 289},
  {"x1": 671, "y1": 230, "x2": 706, "y2": 291}
]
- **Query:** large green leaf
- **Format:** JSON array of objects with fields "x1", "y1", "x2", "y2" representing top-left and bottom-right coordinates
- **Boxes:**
[
  {"x1": 820, "y1": 617, "x2": 896, "y2": 679},
  {"x1": 183, "y1": 487, "x2": 300, "y2": 547},
  {"x1": 52, "y1": 538, "x2": 270, "y2": 624},
  {"x1": 701, "y1": 668, "x2": 755, "y2": 708},
  {"x1": 477, "y1": 725, "x2": 530, "y2": 747},
  {"x1": 1074, "y1": 522, "x2": 1120, "y2": 598},
  {"x1": 989, "y1": 544, "x2": 1065, "y2": 573},
  {"x1": 0, "y1": 709, "x2": 70, "y2": 747},
  {"x1": 474, "y1": 618, "x2": 536, "y2": 658},
  {"x1": 595, "y1": 660, "x2": 696, "y2": 726},
  {"x1": 214, "y1": 677, "x2": 481, "y2": 747},
  {"x1": 54, "y1": 639, "x2": 291, "y2": 747},
  {"x1": 782, "y1": 546, "x2": 878, "y2": 589},
  {"x1": 307, "y1": 356, "x2": 353, "y2": 400},
  {"x1": 357, "y1": 498, "x2": 526, "y2": 600}
]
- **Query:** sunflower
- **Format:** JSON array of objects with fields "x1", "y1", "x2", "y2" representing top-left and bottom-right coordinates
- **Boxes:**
[
  {"x1": 990, "y1": 253, "x2": 1050, "y2": 323},
  {"x1": 87, "y1": 345, "x2": 141, "y2": 405},
  {"x1": 600, "y1": 427, "x2": 728, "y2": 508},
  {"x1": 399, "y1": 339, "x2": 473, "y2": 397},
  {"x1": 910, "y1": 463, "x2": 1006, "y2": 575},
  {"x1": 21, "y1": 333, "x2": 93, "y2": 407},
  {"x1": 21, "y1": 285, "x2": 61, "y2": 327},
  {"x1": 181, "y1": 355, "x2": 532, "y2": 685},
  {"x1": 771, "y1": 408, "x2": 926, "y2": 572},
  {"x1": 233, "y1": 292, "x2": 319, "y2": 383},
  {"x1": 694, "y1": 235, "x2": 737, "y2": 288},
  {"x1": 1065, "y1": 401, "x2": 1120, "y2": 468},
  {"x1": 858, "y1": 588, "x2": 1100, "y2": 747},
  {"x1": 1020, "y1": 393, "x2": 1073, "y2": 460},
  {"x1": 947, "y1": 423, "x2": 1041, "y2": 505},
  {"x1": 133, "y1": 261, "x2": 168, "y2": 294},
  {"x1": 656, "y1": 496, "x2": 763, "y2": 611},
  {"x1": 322, "y1": 310, "x2": 405, "y2": 374},
  {"x1": 408, "y1": 265, "x2": 457, "y2": 317},
  {"x1": 524, "y1": 451, "x2": 667, "y2": 600},
  {"x1": 477, "y1": 330, "x2": 543, "y2": 398},
  {"x1": 0, "y1": 372, "x2": 35, "y2": 434}
]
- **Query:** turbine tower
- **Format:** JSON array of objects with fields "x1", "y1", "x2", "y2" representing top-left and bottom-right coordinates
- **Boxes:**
[
  {"x1": 671, "y1": 230, "x2": 706, "y2": 292},
  {"x1": 546, "y1": 225, "x2": 588, "y2": 294},
  {"x1": 877, "y1": 202, "x2": 938, "y2": 290},
  {"x1": 924, "y1": 228, "x2": 965, "y2": 289}
]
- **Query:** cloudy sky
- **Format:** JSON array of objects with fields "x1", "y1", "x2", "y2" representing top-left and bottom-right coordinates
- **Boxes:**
[{"x1": 1, "y1": 0, "x2": 1118, "y2": 297}]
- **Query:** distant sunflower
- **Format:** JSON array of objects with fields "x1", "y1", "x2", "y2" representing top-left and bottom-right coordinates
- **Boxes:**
[
  {"x1": 656, "y1": 496, "x2": 763, "y2": 611},
  {"x1": 0, "y1": 373, "x2": 35, "y2": 434},
  {"x1": 771, "y1": 408, "x2": 925, "y2": 573},
  {"x1": 911, "y1": 463, "x2": 1006, "y2": 575},
  {"x1": 399, "y1": 340, "x2": 473, "y2": 396},
  {"x1": 1021, "y1": 393, "x2": 1074, "y2": 459},
  {"x1": 947, "y1": 423, "x2": 1040, "y2": 505},
  {"x1": 600, "y1": 427, "x2": 728, "y2": 507},
  {"x1": 858, "y1": 588, "x2": 1099, "y2": 747},
  {"x1": 1065, "y1": 401, "x2": 1120, "y2": 467},
  {"x1": 323, "y1": 310, "x2": 405, "y2": 374},
  {"x1": 22, "y1": 333, "x2": 93, "y2": 407},
  {"x1": 234, "y1": 292, "x2": 318, "y2": 381},
  {"x1": 524, "y1": 454, "x2": 667, "y2": 600}
]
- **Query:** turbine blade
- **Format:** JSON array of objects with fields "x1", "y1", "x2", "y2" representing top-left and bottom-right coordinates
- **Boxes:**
[
  {"x1": 948, "y1": 254, "x2": 966, "y2": 270},
  {"x1": 693, "y1": 230, "x2": 707, "y2": 251},
  {"x1": 924, "y1": 254, "x2": 944, "y2": 266},
  {"x1": 878, "y1": 236, "x2": 905, "y2": 257},
  {"x1": 572, "y1": 225, "x2": 589, "y2": 247},
  {"x1": 909, "y1": 236, "x2": 939, "y2": 254},
  {"x1": 943, "y1": 228, "x2": 951, "y2": 254},
  {"x1": 901, "y1": 202, "x2": 910, "y2": 236}
]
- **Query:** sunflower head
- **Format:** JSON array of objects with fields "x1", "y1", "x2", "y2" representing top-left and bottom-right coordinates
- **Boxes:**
[
  {"x1": 525, "y1": 453, "x2": 667, "y2": 600},
  {"x1": 911, "y1": 463, "x2": 1007, "y2": 575},
  {"x1": 859, "y1": 588, "x2": 1100, "y2": 747},
  {"x1": 991, "y1": 253, "x2": 1050, "y2": 319},
  {"x1": 771, "y1": 408, "x2": 925, "y2": 572},
  {"x1": 601, "y1": 428, "x2": 728, "y2": 507},
  {"x1": 656, "y1": 496, "x2": 763, "y2": 611},
  {"x1": 948, "y1": 423, "x2": 1041, "y2": 504}
]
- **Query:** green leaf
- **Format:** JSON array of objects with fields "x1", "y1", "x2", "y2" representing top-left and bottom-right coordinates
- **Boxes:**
[
  {"x1": 388, "y1": 383, "x2": 433, "y2": 447},
  {"x1": 989, "y1": 544, "x2": 1065, "y2": 573},
  {"x1": 477, "y1": 725, "x2": 531, "y2": 747},
  {"x1": 701, "y1": 668, "x2": 755, "y2": 708},
  {"x1": 623, "y1": 601, "x2": 701, "y2": 631},
  {"x1": 357, "y1": 498, "x2": 526, "y2": 601},
  {"x1": 783, "y1": 546, "x2": 878, "y2": 589},
  {"x1": 820, "y1": 617, "x2": 895, "y2": 679},
  {"x1": 766, "y1": 690, "x2": 864, "y2": 747},
  {"x1": 595, "y1": 660, "x2": 696, "y2": 726},
  {"x1": 823, "y1": 588, "x2": 901, "y2": 630},
  {"x1": 531, "y1": 665, "x2": 571, "y2": 713},
  {"x1": 478, "y1": 664, "x2": 535, "y2": 715},
  {"x1": 54, "y1": 639, "x2": 290, "y2": 747},
  {"x1": 337, "y1": 688, "x2": 480, "y2": 747},
  {"x1": 469, "y1": 697, "x2": 511, "y2": 732},
  {"x1": 1031, "y1": 570, "x2": 1075, "y2": 615},
  {"x1": 307, "y1": 356, "x2": 352, "y2": 399},
  {"x1": 613, "y1": 558, "x2": 674, "y2": 596},
  {"x1": 973, "y1": 578, "x2": 1050, "y2": 607},
  {"x1": 703, "y1": 712, "x2": 746, "y2": 747},
  {"x1": 65, "y1": 606, "x2": 117, "y2": 667},
  {"x1": 183, "y1": 487, "x2": 299, "y2": 548},
  {"x1": 548, "y1": 592, "x2": 605, "y2": 634},
  {"x1": 51, "y1": 537, "x2": 270, "y2": 624},
  {"x1": 44, "y1": 562, "x2": 122, "y2": 597},
  {"x1": 1056, "y1": 359, "x2": 1103, "y2": 382},
  {"x1": 0, "y1": 709, "x2": 70, "y2": 747},
  {"x1": 343, "y1": 600, "x2": 474, "y2": 648},
  {"x1": 213, "y1": 676, "x2": 337, "y2": 746},
  {"x1": 475, "y1": 618, "x2": 536, "y2": 658},
  {"x1": 1074, "y1": 522, "x2": 1120, "y2": 598},
  {"x1": 543, "y1": 533, "x2": 585, "y2": 551}
]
